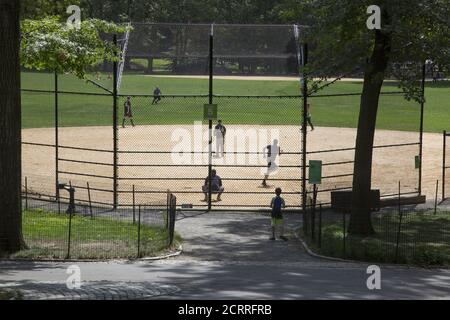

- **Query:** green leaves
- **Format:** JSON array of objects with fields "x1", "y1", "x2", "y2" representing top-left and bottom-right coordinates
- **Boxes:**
[
  {"x1": 21, "y1": 16, "x2": 132, "y2": 78},
  {"x1": 279, "y1": 0, "x2": 450, "y2": 98}
]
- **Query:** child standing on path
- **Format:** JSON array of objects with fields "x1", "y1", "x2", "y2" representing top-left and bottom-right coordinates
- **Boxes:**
[{"x1": 270, "y1": 188, "x2": 288, "y2": 241}]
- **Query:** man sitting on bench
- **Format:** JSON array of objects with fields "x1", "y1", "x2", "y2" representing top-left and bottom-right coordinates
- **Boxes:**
[{"x1": 202, "y1": 169, "x2": 224, "y2": 202}]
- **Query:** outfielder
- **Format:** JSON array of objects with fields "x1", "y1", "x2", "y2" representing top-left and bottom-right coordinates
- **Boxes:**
[
  {"x1": 122, "y1": 96, "x2": 135, "y2": 128},
  {"x1": 152, "y1": 86, "x2": 162, "y2": 105}
]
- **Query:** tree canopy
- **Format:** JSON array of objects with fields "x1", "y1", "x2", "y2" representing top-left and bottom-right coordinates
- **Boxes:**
[
  {"x1": 291, "y1": 0, "x2": 449, "y2": 99},
  {"x1": 21, "y1": 17, "x2": 131, "y2": 78}
]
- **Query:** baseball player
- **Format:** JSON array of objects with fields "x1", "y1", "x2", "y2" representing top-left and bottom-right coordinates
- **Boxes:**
[
  {"x1": 262, "y1": 139, "x2": 281, "y2": 187},
  {"x1": 122, "y1": 96, "x2": 135, "y2": 128},
  {"x1": 152, "y1": 86, "x2": 162, "y2": 105},
  {"x1": 214, "y1": 120, "x2": 227, "y2": 158},
  {"x1": 305, "y1": 103, "x2": 314, "y2": 131}
]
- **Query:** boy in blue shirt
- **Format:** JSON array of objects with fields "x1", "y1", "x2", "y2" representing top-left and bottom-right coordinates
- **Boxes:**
[{"x1": 270, "y1": 188, "x2": 288, "y2": 241}]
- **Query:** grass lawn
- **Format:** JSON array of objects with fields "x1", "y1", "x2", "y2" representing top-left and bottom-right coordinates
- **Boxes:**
[
  {"x1": 11, "y1": 209, "x2": 180, "y2": 260},
  {"x1": 303, "y1": 211, "x2": 450, "y2": 266},
  {"x1": 21, "y1": 72, "x2": 450, "y2": 132}
]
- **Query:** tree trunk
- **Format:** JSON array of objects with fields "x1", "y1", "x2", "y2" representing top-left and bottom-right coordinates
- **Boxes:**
[
  {"x1": 0, "y1": 0, "x2": 24, "y2": 253},
  {"x1": 349, "y1": 30, "x2": 391, "y2": 236},
  {"x1": 146, "y1": 57, "x2": 153, "y2": 74}
]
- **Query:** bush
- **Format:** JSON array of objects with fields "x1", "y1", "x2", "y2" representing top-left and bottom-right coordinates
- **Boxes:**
[{"x1": 411, "y1": 245, "x2": 447, "y2": 266}]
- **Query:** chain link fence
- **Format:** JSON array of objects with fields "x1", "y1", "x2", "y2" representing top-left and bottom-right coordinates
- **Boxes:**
[
  {"x1": 19, "y1": 187, "x2": 177, "y2": 260},
  {"x1": 302, "y1": 202, "x2": 450, "y2": 266},
  {"x1": 443, "y1": 131, "x2": 450, "y2": 202},
  {"x1": 21, "y1": 23, "x2": 427, "y2": 212}
]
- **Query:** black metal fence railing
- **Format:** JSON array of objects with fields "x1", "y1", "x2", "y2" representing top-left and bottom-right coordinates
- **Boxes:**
[
  {"x1": 443, "y1": 130, "x2": 450, "y2": 201},
  {"x1": 20, "y1": 189, "x2": 177, "y2": 260},
  {"x1": 302, "y1": 203, "x2": 450, "y2": 266},
  {"x1": 21, "y1": 92, "x2": 424, "y2": 210}
]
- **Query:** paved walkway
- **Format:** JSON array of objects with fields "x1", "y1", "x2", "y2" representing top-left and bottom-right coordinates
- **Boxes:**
[
  {"x1": 174, "y1": 211, "x2": 309, "y2": 262},
  {"x1": 1, "y1": 211, "x2": 450, "y2": 299}
]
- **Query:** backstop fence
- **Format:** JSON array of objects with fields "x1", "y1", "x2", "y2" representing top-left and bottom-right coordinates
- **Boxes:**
[{"x1": 21, "y1": 23, "x2": 427, "y2": 212}]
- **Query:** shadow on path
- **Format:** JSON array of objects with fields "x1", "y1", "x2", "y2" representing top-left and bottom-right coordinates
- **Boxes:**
[{"x1": 174, "y1": 211, "x2": 313, "y2": 262}]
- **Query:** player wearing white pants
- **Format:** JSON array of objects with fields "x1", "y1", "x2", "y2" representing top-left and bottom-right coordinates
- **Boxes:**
[
  {"x1": 262, "y1": 139, "x2": 281, "y2": 187},
  {"x1": 214, "y1": 120, "x2": 226, "y2": 158}
]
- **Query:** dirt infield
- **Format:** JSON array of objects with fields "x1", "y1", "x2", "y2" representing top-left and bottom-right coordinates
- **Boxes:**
[{"x1": 22, "y1": 125, "x2": 443, "y2": 209}]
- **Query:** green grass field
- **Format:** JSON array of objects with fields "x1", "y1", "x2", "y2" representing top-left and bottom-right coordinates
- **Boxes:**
[
  {"x1": 11, "y1": 209, "x2": 179, "y2": 260},
  {"x1": 21, "y1": 72, "x2": 450, "y2": 132}
]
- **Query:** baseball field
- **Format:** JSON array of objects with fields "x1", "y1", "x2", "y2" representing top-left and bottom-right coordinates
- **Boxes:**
[{"x1": 21, "y1": 72, "x2": 450, "y2": 208}]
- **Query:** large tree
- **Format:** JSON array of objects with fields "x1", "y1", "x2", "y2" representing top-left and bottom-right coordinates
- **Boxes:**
[
  {"x1": 294, "y1": 0, "x2": 450, "y2": 235},
  {"x1": 0, "y1": 12, "x2": 129, "y2": 254},
  {"x1": 280, "y1": 0, "x2": 450, "y2": 235},
  {"x1": 0, "y1": 0, "x2": 22, "y2": 253}
]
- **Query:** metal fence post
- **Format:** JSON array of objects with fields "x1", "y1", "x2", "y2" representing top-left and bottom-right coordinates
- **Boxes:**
[
  {"x1": 418, "y1": 63, "x2": 426, "y2": 195},
  {"x1": 132, "y1": 185, "x2": 136, "y2": 224},
  {"x1": 318, "y1": 204, "x2": 322, "y2": 248},
  {"x1": 443, "y1": 130, "x2": 447, "y2": 201},
  {"x1": 137, "y1": 205, "x2": 141, "y2": 258},
  {"x1": 168, "y1": 194, "x2": 177, "y2": 247},
  {"x1": 166, "y1": 190, "x2": 170, "y2": 230},
  {"x1": 342, "y1": 211, "x2": 346, "y2": 258},
  {"x1": 87, "y1": 182, "x2": 93, "y2": 218},
  {"x1": 25, "y1": 177, "x2": 28, "y2": 211},
  {"x1": 207, "y1": 24, "x2": 214, "y2": 211},
  {"x1": 66, "y1": 208, "x2": 73, "y2": 260},
  {"x1": 395, "y1": 181, "x2": 403, "y2": 263},
  {"x1": 55, "y1": 70, "x2": 59, "y2": 201},
  {"x1": 113, "y1": 34, "x2": 119, "y2": 209},
  {"x1": 434, "y1": 180, "x2": 439, "y2": 215},
  {"x1": 311, "y1": 184, "x2": 318, "y2": 240},
  {"x1": 301, "y1": 43, "x2": 308, "y2": 235}
]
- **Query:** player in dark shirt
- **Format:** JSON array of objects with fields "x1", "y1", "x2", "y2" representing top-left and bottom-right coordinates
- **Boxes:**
[
  {"x1": 122, "y1": 96, "x2": 135, "y2": 128},
  {"x1": 152, "y1": 87, "x2": 162, "y2": 105},
  {"x1": 202, "y1": 169, "x2": 224, "y2": 202},
  {"x1": 270, "y1": 188, "x2": 287, "y2": 241}
]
